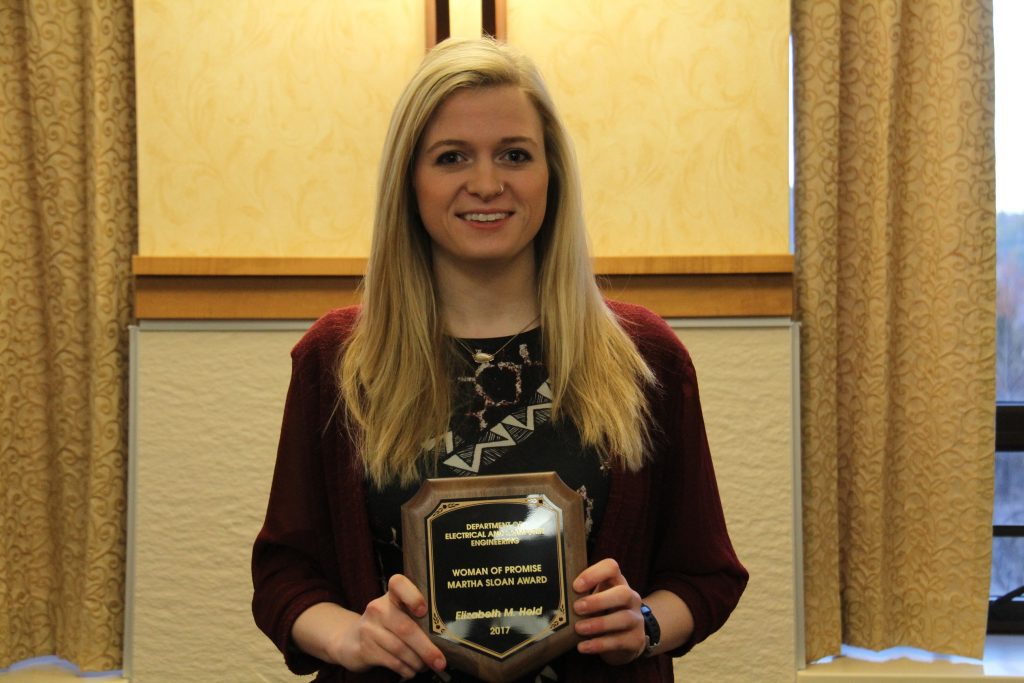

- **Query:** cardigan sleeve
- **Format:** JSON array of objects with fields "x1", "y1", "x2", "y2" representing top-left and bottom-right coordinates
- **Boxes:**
[
  {"x1": 649, "y1": 348, "x2": 748, "y2": 654},
  {"x1": 614, "y1": 302, "x2": 748, "y2": 656},
  {"x1": 251, "y1": 320, "x2": 347, "y2": 675}
]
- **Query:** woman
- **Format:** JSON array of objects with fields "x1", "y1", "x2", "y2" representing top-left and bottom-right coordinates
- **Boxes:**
[{"x1": 252, "y1": 37, "x2": 747, "y2": 682}]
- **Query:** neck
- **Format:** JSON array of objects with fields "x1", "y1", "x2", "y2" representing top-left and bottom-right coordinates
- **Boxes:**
[{"x1": 434, "y1": 255, "x2": 539, "y2": 338}]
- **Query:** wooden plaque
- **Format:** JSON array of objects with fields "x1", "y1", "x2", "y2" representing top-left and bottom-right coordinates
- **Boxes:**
[{"x1": 402, "y1": 472, "x2": 586, "y2": 683}]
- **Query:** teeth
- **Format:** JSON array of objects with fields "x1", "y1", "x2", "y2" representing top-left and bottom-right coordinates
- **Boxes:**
[{"x1": 463, "y1": 212, "x2": 509, "y2": 222}]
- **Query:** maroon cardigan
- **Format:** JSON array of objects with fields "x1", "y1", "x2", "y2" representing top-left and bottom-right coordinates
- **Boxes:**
[{"x1": 252, "y1": 301, "x2": 748, "y2": 682}]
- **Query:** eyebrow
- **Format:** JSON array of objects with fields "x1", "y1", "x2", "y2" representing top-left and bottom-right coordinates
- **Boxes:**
[{"x1": 421, "y1": 136, "x2": 540, "y2": 154}]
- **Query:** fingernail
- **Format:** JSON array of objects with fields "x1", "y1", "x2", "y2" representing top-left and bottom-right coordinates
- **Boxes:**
[
  {"x1": 575, "y1": 599, "x2": 588, "y2": 613},
  {"x1": 434, "y1": 657, "x2": 446, "y2": 671},
  {"x1": 578, "y1": 641, "x2": 592, "y2": 653},
  {"x1": 573, "y1": 578, "x2": 585, "y2": 591}
]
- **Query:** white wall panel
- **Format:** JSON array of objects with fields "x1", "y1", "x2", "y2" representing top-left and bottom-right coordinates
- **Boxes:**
[{"x1": 128, "y1": 321, "x2": 799, "y2": 682}]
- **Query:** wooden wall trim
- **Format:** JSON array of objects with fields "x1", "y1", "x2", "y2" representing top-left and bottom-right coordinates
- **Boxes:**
[
  {"x1": 133, "y1": 255, "x2": 794, "y2": 319},
  {"x1": 133, "y1": 255, "x2": 793, "y2": 276}
]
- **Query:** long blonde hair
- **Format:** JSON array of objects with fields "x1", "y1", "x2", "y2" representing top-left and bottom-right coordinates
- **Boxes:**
[{"x1": 341, "y1": 38, "x2": 654, "y2": 487}]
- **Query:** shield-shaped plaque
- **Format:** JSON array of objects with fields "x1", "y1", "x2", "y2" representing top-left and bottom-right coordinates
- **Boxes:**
[{"x1": 402, "y1": 472, "x2": 586, "y2": 683}]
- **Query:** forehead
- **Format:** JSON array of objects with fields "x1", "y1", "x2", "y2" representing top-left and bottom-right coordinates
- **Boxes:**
[{"x1": 420, "y1": 86, "x2": 544, "y2": 142}]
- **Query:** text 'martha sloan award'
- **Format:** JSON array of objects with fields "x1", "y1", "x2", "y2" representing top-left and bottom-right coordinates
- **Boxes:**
[{"x1": 402, "y1": 472, "x2": 587, "y2": 683}]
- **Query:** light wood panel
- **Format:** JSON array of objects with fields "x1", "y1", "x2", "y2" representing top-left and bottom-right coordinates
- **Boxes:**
[
  {"x1": 135, "y1": 1, "x2": 788, "y2": 259},
  {"x1": 133, "y1": 255, "x2": 793, "y2": 276}
]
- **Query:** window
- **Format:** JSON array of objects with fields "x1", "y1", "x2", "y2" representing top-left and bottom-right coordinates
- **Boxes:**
[{"x1": 990, "y1": 0, "x2": 1024, "y2": 634}]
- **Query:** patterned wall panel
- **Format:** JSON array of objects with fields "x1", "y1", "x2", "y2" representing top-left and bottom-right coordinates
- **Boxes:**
[
  {"x1": 135, "y1": 0, "x2": 423, "y2": 256},
  {"x1": 507, "y1": 0, "x2": 790, "y2": 256},
  {"x1": 135, "y1": 0, "x2": 788, "y2": 258}
]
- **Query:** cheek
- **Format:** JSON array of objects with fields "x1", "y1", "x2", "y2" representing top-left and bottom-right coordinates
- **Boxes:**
[
  {"x1": 413, "y1": 177, "x2": 443, "y2": 220},
  {"x1": 531, "y1": 172, "x2": 550, "y2": 218}
]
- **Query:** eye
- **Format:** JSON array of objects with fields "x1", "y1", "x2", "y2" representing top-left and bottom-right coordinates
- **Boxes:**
[
  {"x1": 502, "y1": 149, "x2": 532, "y2": 164},
  {"x1": 435, "y1": 150, "x2": 465, "y2": 166}
]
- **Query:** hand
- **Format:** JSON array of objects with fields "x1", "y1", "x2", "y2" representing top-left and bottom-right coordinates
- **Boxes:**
[
  {"x1": 571, "y1": 558, "x2": 647, "y2": 665},
  {"x1": 334, "y1": 574, "x2": 447, "y2": 679}
]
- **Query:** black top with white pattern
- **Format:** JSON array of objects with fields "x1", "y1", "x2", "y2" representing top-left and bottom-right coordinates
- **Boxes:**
[{"x1": 365, "y1": 327, "x2": 609, "y2": 683}]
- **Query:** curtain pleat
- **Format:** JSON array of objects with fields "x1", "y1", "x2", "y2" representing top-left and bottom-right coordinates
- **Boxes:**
[
  {"x1": 794, "y1": 0, "x2": 995, "y2": 662},
  {"x1": 0, "y1": 0, "x2": 135, "y2": 670},
  {"x1": 792, "y1": 0, "x2": 844, "y2": 663}
]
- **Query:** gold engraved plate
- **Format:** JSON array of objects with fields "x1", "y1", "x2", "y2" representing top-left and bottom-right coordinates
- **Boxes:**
[{"x1": 402, "y1": 472, "x2": 586, "y2": 683}]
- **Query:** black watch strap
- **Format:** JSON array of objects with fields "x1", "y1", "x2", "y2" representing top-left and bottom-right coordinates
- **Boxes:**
[{"x1": 640, "y1": 602, "x2": 661, "y2": 657}]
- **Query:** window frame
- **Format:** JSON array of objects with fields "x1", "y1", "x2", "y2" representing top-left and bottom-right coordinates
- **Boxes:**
[{"x1": 989, "y1": 403, "x2": 1024, "y2": 633}]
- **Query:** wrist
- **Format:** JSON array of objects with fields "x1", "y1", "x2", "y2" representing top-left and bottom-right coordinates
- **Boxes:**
[
  {"x1": 329, "y1": 610, "x2": 369, "y2": 671},
  {"x1": 293, "y1": 603, "x2": 365, "y2": 670}
]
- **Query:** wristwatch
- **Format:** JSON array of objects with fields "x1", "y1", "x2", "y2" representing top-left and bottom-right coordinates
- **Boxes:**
[{"x1": 640, "y1": 602, "x2": 661, "y2": 657}]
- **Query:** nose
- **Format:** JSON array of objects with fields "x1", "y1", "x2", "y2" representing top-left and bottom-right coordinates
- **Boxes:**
[{"x1": 465, "y1": 163, "x2": 504, "y2": 200}]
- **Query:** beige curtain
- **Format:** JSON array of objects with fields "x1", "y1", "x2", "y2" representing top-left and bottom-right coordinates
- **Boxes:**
[
  {"x1": 0, "y1": 0, "x2": 135, "y2": 671},
  {"x1": 794, "y1": 0, "x2": 996, "y2": 662}
]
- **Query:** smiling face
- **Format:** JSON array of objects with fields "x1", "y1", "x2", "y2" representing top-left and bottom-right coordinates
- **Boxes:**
[{"x1": 412, "y1": 86, "x2": 549, "y2": 276}]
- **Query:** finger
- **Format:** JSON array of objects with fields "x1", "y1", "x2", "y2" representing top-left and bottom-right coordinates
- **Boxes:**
[
  {"x1": 362, "y1": 594, "x2": 447, "y2": 673},
  {"x1": 385, "y1": 610, "x2": 447, "y2": 673},
  {"x1": 366, "y1": 612, "x2": 447, "y2": 676},
  {"x1": 360, "y1": 628, "x2": 422, "y2": 679},
  {"x1": 574, "y1": 584, "x2": 640, "y2": 616},
  {"x1": 573, "y1": 558, "x2": 625, "y2": 593},
  {"x1": 577, "y1": 630, "x2": 646, "y2": 665},
  {"x1": 577, "y1": 630, "x2": 643, "y2": 653},
  {"x1": 361, "y1": 602, "x2": 429, "y2": 672},
  {"x1": 575, "y1": 605, "x2": 643, "y2": 637},
  {"x1": 386, "y1": 573, "x2": 428, "y2": 617}
]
